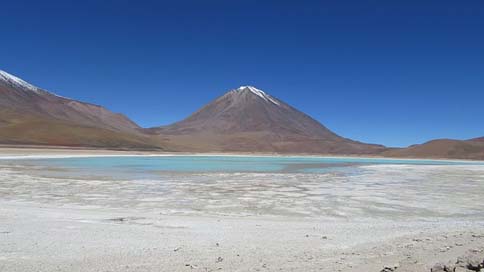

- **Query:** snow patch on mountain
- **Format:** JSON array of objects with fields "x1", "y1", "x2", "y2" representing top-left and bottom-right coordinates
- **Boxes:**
[
  {"x1": 236, "y1": 86, "x2": 280, "y2": 106},
  {"x1": 0, "y1": 70, "x2": 69, "y2": 99},
  {"x1": 0, "y1": 70, "x2": 41, "y2": 93}
]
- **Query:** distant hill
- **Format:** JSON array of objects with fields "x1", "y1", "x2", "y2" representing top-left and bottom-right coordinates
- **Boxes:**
[
  {"x1": 470, "y1": 137, "x2": 484, "y2": 143},
  {"x1": 384, "y1": 138, "x2": 484, "y2": 160}
]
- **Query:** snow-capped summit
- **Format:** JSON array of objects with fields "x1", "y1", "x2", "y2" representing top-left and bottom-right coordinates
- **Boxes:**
[
  {"x1": 0, "y1": 70, "x2": 41, "y2": 93},
  {"x1": 234, "y1": 85, "x2": 280, "y2": 106}
]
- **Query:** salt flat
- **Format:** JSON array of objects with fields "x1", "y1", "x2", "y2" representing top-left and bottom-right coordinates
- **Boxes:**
[{"x1": 0, "y1": 149, "x2": 483, "y2": 271}]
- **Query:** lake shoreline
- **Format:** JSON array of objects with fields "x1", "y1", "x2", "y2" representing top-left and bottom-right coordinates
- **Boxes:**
[{"x1": 1, "y1": 146, "x2": 483, "y2": 163}]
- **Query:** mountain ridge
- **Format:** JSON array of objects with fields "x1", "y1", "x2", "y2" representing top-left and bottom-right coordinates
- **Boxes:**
[
  {"x1": 0, "y1": 70, "x2": 156, "y2": 149},
  {"x1": 0, "y1": 70, "x2": 140, "y2": 132},
  {"x1": 0, "y1": 70, "x2": 482, "y2": 159}
]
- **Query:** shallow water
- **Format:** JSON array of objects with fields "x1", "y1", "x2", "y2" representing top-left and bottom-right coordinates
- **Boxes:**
[
  {"x1": 3, "y1": 155, "x2": 481, "y2": 179},
  {"x1": 1, "y1": 156, "x2": 483, "y2": 219}
]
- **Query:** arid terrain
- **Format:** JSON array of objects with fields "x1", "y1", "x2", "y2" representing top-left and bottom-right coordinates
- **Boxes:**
[
  {"x1": 384, "y1": 138, "x2": 484, "y2": 160},
  {"x1": 1, "y1": 70, "x2": 482, "y2": 159},
  {"x1": 2, "y1": 2, "x2": 483, "y2": 272},
  {"x1": 1, "y1": 148, "x2": 484, "y2": 272}
]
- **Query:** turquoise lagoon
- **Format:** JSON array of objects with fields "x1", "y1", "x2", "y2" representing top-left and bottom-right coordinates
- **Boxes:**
[
  {"x1": 1, "y1": 155, "x2": 484, "y2": 218},
  {"x1": 10, "y1": 155, "x2": 482, "y2": 179}
]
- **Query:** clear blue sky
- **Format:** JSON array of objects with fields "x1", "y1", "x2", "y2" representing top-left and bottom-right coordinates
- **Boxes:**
[{"x1": 1, "y1": 0, "x2": 483, "y2": 147}]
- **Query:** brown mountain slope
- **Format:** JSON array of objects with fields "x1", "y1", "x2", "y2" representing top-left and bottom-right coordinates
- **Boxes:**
[
  {"x1": 470, "y1": 137, "x2": 484, "y2": 143},
  {"x1": 151, "y1": 86, "x2": 385, "y2": 154},
  {"x1": 0, "y1": 70, "x2": 160, "y2": 149},
  {"x1": 0, "y1": 70, "x2": 140, "y2": 132},
  {"x1": 0, "y1": 112, "x2": 155, "y2": 149},
  {"x1": 383, "y1": 138, "x2": 484, "y2": 160},
  {"x1": 3, "y1": 71, "x2": 480, "y2": 158}
]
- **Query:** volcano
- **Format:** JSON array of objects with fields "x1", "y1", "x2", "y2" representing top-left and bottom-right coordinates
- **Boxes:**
[{"x1": 151, "y1": 86, "x2": 385, "y2": 154}]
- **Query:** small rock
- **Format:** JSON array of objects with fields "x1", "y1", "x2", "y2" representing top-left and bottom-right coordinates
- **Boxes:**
[
  {"x1": 430, "y1": 263, "x2": 455, "y2": 272},
  {"x1": 456, "y1": 254, "x2": 483, "y2": 270},
  {"x1": 454, "y1": 267, "x2": 472, "y2": 272},
  {"x1": 216, "y1": 257, "x2": 223, "y2": 263},
  {"x1": 380, "y1": 266, "x2": 397, "y2": 272},
  {"x1": 440, "y1": 246, "x2": 452, "y2": 252},
  {"x1": 184, "y1": 264, "x2": 197, "y2": 269},
  {"x1": 431, "y1": 263, "x2": 449, "y2": 272}
]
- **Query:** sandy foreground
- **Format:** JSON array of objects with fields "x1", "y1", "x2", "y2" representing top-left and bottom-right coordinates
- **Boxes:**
[
  {"x1": 1, "y1": 201, "x2": 484, "y2": 272},
  {"x1": 1, "y1": 147, "x2": 484, "y2": 272}
]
